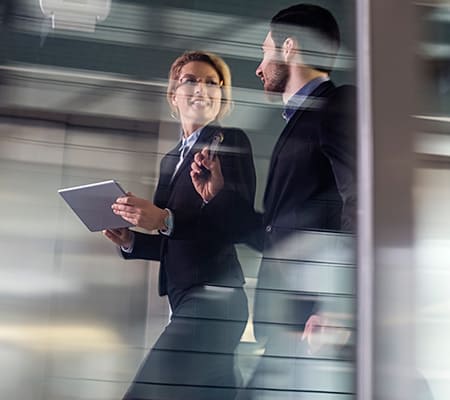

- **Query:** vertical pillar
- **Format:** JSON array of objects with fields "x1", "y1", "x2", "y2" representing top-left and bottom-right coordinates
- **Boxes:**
[{"x1": 357, "y1": 0, "x2": 419, "y2": 399}]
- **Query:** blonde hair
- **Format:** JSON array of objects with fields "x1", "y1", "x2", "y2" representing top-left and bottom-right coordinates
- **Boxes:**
[{"x1": 167, "y1": 51, "x2": 232, "y2": 120}]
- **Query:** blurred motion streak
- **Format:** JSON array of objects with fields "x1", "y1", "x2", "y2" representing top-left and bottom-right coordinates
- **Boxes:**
[{"x1": 0, "y1": 324, "x2": 121, "y2": 351}]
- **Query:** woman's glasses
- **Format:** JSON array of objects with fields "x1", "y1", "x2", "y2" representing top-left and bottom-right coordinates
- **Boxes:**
[{"x1": 176, "y1": 74, "x2": 223, "y2": 90}]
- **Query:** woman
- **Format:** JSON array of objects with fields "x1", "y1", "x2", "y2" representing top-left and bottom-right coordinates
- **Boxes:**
[{"x1": 103, "y1": 51, "x2": 256, "y2": 400}]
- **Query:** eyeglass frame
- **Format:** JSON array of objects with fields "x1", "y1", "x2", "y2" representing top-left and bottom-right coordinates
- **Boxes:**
[{"x1": 175, "y1": 74, "x2": 224, "y2": 91}]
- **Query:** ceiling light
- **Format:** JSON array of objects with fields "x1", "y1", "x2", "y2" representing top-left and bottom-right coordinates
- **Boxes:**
[{"x1": 39, "y1": 0, "x2": 111, "y2": 32}]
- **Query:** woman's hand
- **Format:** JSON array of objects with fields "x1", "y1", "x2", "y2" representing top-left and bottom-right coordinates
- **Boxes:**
[
  {"x1": 190, "y1": 147, "x2": 224, "y2": 202},
  {"x1": 111, "y1": 193, "x2": 168, "y2": 231},
  {"x1": 102, "y1": 228, "x2": 133, "y2": 248}
]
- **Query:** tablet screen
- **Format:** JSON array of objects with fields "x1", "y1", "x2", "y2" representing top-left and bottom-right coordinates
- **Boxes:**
[{"x1": 58, "y1": 180, "x2": 134, "y2": 232}]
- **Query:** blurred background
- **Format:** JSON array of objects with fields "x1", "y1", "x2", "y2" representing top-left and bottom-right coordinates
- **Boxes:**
[{"x1": 0, "y1": 0, "x2": 448, "y2": 399}]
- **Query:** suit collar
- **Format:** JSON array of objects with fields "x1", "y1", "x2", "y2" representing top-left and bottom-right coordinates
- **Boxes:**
[
  {"x1": 277, "y1": 79, "x2": 334, "y2": 146},
  {"x1": 282, "y1": 80, "x2": 335, "y2": 131},
  {"x1": 282, "y1": 77, "x2": 330, "y2": 122}
]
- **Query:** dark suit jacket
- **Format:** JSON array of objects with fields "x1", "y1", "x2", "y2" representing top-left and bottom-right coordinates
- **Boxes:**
[
  {"x1": 252, "y1": 80, "x2": 357, "y2": 337},
  {"x1": 249, "y1": 80, "x2": 356, "y2": 252},
  {"x1": 122, "y1": 124, "x2": 256, "y2": 306}
]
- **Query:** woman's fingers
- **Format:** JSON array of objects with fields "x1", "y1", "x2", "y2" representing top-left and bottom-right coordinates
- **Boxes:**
[
  {"x1": 111, "y1": 197, "x2": 165, "y2": 231},
  {"x1": 103, "y1": 228, "x2": 130, "y2": 246},
  {"x1": 112, "y1": 196, "x2": 149, "y2": 218},
  {"x1": 112, "y1": 209, "x2": 138, "y2": 225},
  {"x1": 115, "y1": 195, "x2": 137, "y2": 205},
  {"x1": 192, "y1": 147, "x2": 217, "y2": 176},
  {"x1": 192, "y1": 152, "x2": 205, "y2": 173},
  {"x1": 191, "y1": 160, "x2": 203, "y2": 175},
  {"x1": 112, "y1": 203, "x2": 136, "y2": 214}
]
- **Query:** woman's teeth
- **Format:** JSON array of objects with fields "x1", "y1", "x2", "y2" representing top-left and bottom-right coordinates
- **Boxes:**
[{"x1": 190, "y1": 99, "x2": 208, "y2": 106}]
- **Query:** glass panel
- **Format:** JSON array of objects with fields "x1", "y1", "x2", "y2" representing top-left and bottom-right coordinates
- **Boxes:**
[
  {"x1": 415, "y1": 2, "x2": 450, "y2": 400},
  {"x1": 0, "y1": 1, "x2": 357, "y2": 399}
]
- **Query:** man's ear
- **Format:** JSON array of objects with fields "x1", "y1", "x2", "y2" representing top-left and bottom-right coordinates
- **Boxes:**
[
  {"x1": 282, "y1": 37, "x2": 301, "y2": 63},
  {"x1": 282, "y1": 37, "x2": 296, "y2": 61}
]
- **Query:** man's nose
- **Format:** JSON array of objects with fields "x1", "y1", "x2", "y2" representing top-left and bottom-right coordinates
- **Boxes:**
[{"x1": 256, "y1": 63, "x2": 263, "y2": 77}]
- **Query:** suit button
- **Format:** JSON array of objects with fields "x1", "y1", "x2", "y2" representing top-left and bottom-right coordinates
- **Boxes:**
[{"x1": 265, "y1": 225, "x2": 272, "y2": 233}]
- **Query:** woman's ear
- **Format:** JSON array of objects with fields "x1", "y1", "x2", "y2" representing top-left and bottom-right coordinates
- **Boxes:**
[{"x1": 170, "y1": 92, "x2": 178, "y2": 107}]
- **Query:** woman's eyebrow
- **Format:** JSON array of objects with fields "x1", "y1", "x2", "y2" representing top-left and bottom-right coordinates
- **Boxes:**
[
  {"x1": 180, "y1": 73, "x2": 218, "y2": 80},
  {"x1": 179, "y1": 73, "x2": 196, "y2": 79}
]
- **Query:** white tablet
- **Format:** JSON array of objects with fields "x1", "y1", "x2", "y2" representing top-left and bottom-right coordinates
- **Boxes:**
[{"x1": 58, "y1": 180, "x2": 134, "y2": 232}]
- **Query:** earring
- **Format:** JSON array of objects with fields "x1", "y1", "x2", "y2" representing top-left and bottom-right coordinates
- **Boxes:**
[{"x1": 170, "y1": 110, "x2": 179, "y2": 120}]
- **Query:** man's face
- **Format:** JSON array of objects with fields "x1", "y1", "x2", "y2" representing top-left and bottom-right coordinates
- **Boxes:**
[{"x1": 256, "y1": 32, "x2": 289, "y2": 99}]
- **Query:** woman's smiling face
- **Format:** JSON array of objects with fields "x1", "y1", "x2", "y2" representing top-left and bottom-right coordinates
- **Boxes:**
[{"x1": 171, "y1": 61, "x2": 222, "y2": 133}]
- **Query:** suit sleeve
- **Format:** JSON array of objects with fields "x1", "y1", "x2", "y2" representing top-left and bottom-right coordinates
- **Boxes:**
[
  {"x1": 320, "y1": 85, "x2": 357, "y2": 232},
  {"x1": 121, "y1": 231, "x2": 162, "y2": 261},
  {"x1": 170, "y1": 128, "x2": 262, "y2": 245}
]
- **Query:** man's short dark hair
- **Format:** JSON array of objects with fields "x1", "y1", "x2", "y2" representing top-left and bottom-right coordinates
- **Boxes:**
[{"x1": 270, "y1": 4, "x2": 341, "y2": 73}]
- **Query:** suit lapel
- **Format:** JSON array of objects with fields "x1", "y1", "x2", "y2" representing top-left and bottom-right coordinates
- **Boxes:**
[
  {"x1": 153, "y1": 142, "x2": 181, "y2": 208},
  {"x1": 162, "y1": 143, "x2": 181, "y2": 185},
  {"x1": 263, "y1": 80, "x2": 335, "y2": 214}
]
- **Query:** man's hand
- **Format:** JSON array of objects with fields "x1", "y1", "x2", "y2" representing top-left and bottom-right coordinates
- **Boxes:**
[
  {"x1": 301, "y1": 314, "x2": 326, "y2": 354},
  {"x1": 102, "y1": 228, "x2": 132, "y2": 248},
  {"x1": 190, "y1": 147, "x2": 224, "y2": 202},
  {"x1": 111, "y1": 193, "x2": 168, "y2": 231}
]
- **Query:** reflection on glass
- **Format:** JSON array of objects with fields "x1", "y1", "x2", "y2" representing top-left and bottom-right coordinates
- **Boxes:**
[
  {"x1": 0, "y1": 1, "x2": 357, "y2": 399},
  {"x1": 416, "y1": 3, "x2": 450, "y2": 400}
]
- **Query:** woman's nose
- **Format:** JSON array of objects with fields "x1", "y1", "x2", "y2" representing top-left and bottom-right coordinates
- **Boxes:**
[{"x1": 194, "y1": 81, "x2": 207, "y2": 94}]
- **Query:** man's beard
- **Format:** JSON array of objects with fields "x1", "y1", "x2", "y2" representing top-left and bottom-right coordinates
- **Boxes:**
[{"x1": 264, "y1": 61, "x2": 289, "y2": 101}]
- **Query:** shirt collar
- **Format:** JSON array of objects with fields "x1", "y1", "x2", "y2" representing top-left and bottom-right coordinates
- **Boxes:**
[
  {"x1": 179, "y1": 126, "x2": 203, "y2": 154},
  {"x1": 282, "y1": 76, "x2": 329, "y2": 122}
]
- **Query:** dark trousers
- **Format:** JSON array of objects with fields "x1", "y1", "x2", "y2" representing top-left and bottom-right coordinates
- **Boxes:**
[
  {"x1": 123, "y1": 285, "x2": 248, "y2": 400},
  {"x1": 237, "y1": 232, "x2": 356, "y2": 399}
]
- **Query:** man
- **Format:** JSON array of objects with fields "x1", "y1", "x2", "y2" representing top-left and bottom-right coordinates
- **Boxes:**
[{"x1": 192, "y1": 3, "x2": 356, "y2": 397}]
